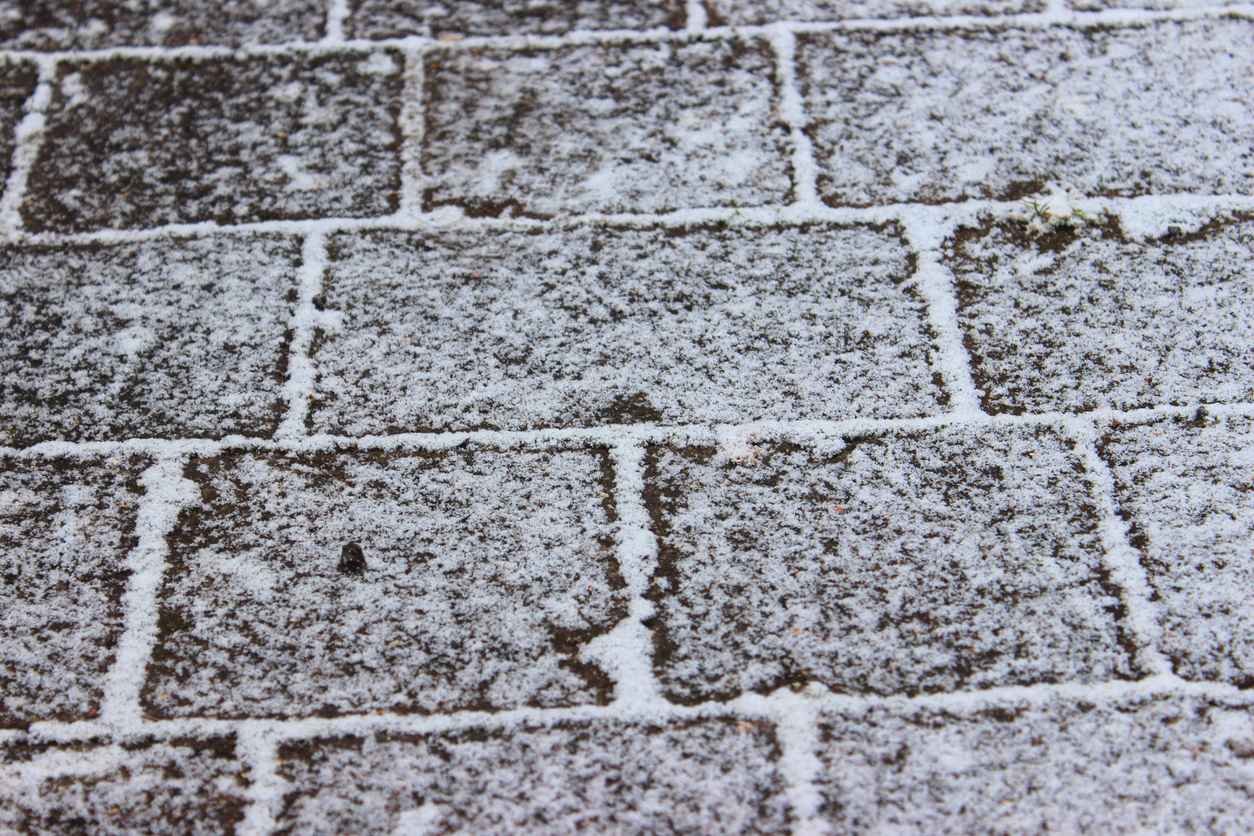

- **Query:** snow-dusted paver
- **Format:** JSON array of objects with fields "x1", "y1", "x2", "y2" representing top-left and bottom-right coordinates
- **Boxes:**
[
  {"x1": 0, "y1": 236, "x2": 299, "y2": 447},
  {"x1": 797, "y1": 18, "x2": 1254, "y2": 206},
  {"x1": 421, "y1": 39, "x2": 791, "y2": 217},
  {"x1": 645, "y1": 425, "x2": 1135, "y2": 703},
  {"x1": 144, "y1": 447, "x2": 625, "y2": 719},
  {"x1": 276, "y1": 718, "x2": 790, "y2": 833},
  {"x1": 814, "y1": 692, "x2": 1254, "y2": 832},
  {"x1": 0, "y1": 454, "x2": 148, "y2": 728},
  {"x1": 346, "y1": 0, "x2": 686, "y2": 39},
  {"x1": 0, "y1": 0, "x2": 1252, "y2": 831},
  {"x1": 23, "y1": 52, "x2": 402, "y2": 233},
  {"x1": 949, "y1": 217, "x2": 1254, "y2": 415},
  {"x1": 0, "y1": 1, "x2": 325, "y2": 50},
  {"x1": 310, "y1": 224, "x2": 942, "y2": 435},
  {"x1": 1100, "y1": 414, "x2": 1254, "y2": 686},
  {"x1": 0, "y1": 736, "x2": 248, "y2": 833},
  {"x1": 708, "y1": 0, "x2": 1041, "y2": 24}
]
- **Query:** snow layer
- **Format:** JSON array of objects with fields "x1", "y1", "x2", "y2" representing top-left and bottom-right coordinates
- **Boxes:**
[
  {"x1": 646, "y1": 425, "x2": 1134, "y2": 703},
  {"x1": 1101, "y1": 414, "x2": 1254, "y2": 685},
  {"x1": 0, "y1": 454, "x2": 147, "y2": 728},
  {"x1": 710, "y1": 0, "x2": 1041, "y2": 24},
  {"x1": 949, "y1": 218, "x2": 1254, "y2": 414},
  {"x1": 798, "y1": 18, "x2": 1254, "y2": 205},
  {"x1": 276, "y1": 718, "x2": 789, "y2": 833},
  {"x1": 815, "y1": 693, "x2": 1254, "y2": 832},
  {"x1": 0, "y1": 737, "x2": 248, "y2": 834},
  {"x1": 312, "y1": 224, "x2": 941, "y2": 435},
  {"x1": 422, "y1": 39, "x2": 791, "y2": 216},
  {"x1": 347, "y1": 0, "x2": 686, "y2": 39},
  {"x1": 0, "y1": 235, "x2": 299, "y2": 446},
  {"x1": 144, "y1": 448, "x2": 626, "y2": 718},
  {"x1": 1070, "y1": 0, "x2": 1242, "y2": 8},
  {"x1": 0, "y1": 1, "x2": 324, "y2": 50},
  {"x1": 24, "y1": 51, "x2": 402, "y2": 232}
]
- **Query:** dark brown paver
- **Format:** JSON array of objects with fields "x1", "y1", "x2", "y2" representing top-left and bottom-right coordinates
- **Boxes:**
[
  {"x1": 0, "y1": 235, "x2": 299, "y2": 447},
  {"x1": 310, "y1": 224, "x2": 943, "y2": 436},
  {"x1": 0, "y1": 736, "x2": 248, "y2": 833},
  {"x1": 645, "y1": 426, "x2": 1137, "y2": 703},
  {"x1": 144, "y1": 447, "x2": 626, "y2": 720},
  {"x1": 347, "y1": 0, "x2": 685, "y2": 39},
  {"x1": 422, "y1": 39, "x2": 791, "y2": 217},
  {"x1": 708, "y1": 0, "x2": 1041, "y2": 25},
  {"x1": 948, "y1": 218, "x2": 1254, "y2": 415},
  {"x1": 797, "y1": 19, "x2": 1254, "y2": 206},
  {"x1": 277, "y1": 718, "x2": 790, "y2": 833},
  {"x1": 1100, "y1": 414, "x2": 1254, "y2": 686},
  {"x1": 0, "y1": 1, "x2": 325, "y2": 50},
  {"x1": 0, "y1": 59, "x2": 37, "y2": 189},
  {"x1": 816, "y1": 694, "x2": 1254, "y2": 831},
  {"x1": 0, "y1": 455, "x2": 147, "y2": 728},
  {"x1": 23, "y1": 52, "x2": 402, "y2": 233}
]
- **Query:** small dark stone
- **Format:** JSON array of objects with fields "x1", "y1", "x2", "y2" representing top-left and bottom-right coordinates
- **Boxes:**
[{"x1": 338, "y1": 542, "x2": 366, "y2": 575}]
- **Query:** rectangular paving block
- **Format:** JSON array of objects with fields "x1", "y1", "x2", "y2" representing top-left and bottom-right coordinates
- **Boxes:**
[
  {"x1": 1, "y1": 736, "x2": 248, "y2": 833},
  {"x1": 422, "y1": 39, "x2": 791, "y2": 216},
  {"x1": 347, "y1": 0, "x2": 685, "y2": 39},
  {"x1": 0, "y1": 235, "x2": 299, "y2": 447},
  {"x1": 24, "y1": 51, "x2": 402, "y2": 233},
  {"x1": 645, "y1": 425, "x2": 1135, "y2": 703},
  {"x1": 1100, "y1": 414, "x2": 1254, "y2": 686},
  {"x1": 0, "y1": 1, "x2": 325, "y2": 50},
  {"x1": 1, "y1": 454, "x2": 148, "y2": 728},
  {"x1": 948, "y1": 218, "x2": 1254, "y2": 415},
  {"x1": 797, "y1": 19, "x2": 1254, "y2": 206},
  {"x1": 145, "y1": 447, "x2": 626, "y2": 719},
  {"x1": 312, "y1": 224, "x2": 942, "y2": 435},
  {"x1": 708, "y1": 0, "x2": 1041, "y2": 25},
  {"x1": 815, "y1": 694, "x2": 1254, "y2": 832},
  {"x1": 277, "y1": 718, "x2": 790, "y2": 833}
]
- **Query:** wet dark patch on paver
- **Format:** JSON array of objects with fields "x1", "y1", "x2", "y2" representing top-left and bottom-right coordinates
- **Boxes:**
[
  {"x1": 347, "y1": 0, "x2": 686, "y2": 39},
  {"x1": 0, "y1": 235, "x2": 299, "y2": 446},
  {"x1": 0, "y1": 1, "x2": 324, "y2": 50},
  {"x1": 815, "y1": 693, "x2": 1254, "y2": 831},
  {"x1": 797, "y1": 19, "x2": 1254, "y2": 206},
  {"x1": 144, "y1": 447, "x2": 626, "y2": 719},
  {"x1": 0, "y1": 735, "x2": 248, "y2": 833},
  {"x1": 947, "y1": 216, "x2": 1254, "y2": 415},
  {"x1": 0, "y1": 454, "x2": 149, "y2": 728},
  {"x1": 1099, "y1": 414, "x2": 1254, "y2": 685},
  {"x1": 422, "y1": 39, "x2": 790, "y2": 216},
  {"x1": 275, "y1": 717, "x2": 790, "y2": 833},
  {"x1": 24, "y1": 51, "x2": 402, "y2": 233},
  {"x1": 310, "y1": 224, "x2": 942, "y2": 435},
  {"x1": 644, "y1": 425, "x2": 1137, "y2": 704}
]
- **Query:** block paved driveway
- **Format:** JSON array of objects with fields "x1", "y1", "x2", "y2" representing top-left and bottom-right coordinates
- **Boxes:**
[{"x1": 1, "y1": 1, "x2": 1253, "y2": 833}]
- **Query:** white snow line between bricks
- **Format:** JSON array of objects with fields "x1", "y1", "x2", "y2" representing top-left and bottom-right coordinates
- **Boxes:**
[
  {"x1": 98, "y1": 456, "x2": 199, "y2": 731},
  {"x1": 397, "y1": 50, "x2": 426, "y2": 221},
  {"x1": 276, "y1": 232, "x2": 332, "y2": 440},
  {"x1": 0, "y1": 5, "x2": 1247, "y2": 64},
  {"x1": 237, "y1": 725, "x2": 285, "y2": 836},
  {"x1": 1066, "y1": 419, "x2": 1173, "y2": 677},
  {"x1": 8, "y1": 193, "x2": 1254, "y2": 248},
  {"x1": 737, "y1": 690, "x2": 831, "y2": 836},
  {"x1": 685, "y1": 0, "x2": 709, "y2": 33},
  {"x1": 0, "y1": 58, "x2": 54, "y2": 239},
  {"x1": 768, "y1": 26, "x2": 819, "y2": 208},
  {"x1": 4, "y1": 400, "x2": 1254, "y2": 461},
  {"x1": 322, "y1": 0, "x2": 350, "y2": 44},
  {"x1": 582, "y1": 441, "x2": 668, "y2": 712},
  {"x1": 898, "y1": 208, "x2": 984, "y2": 419}
]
